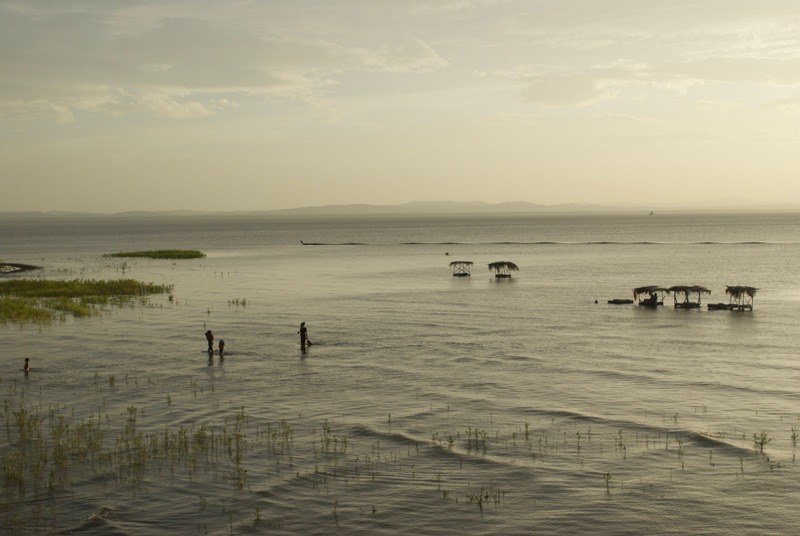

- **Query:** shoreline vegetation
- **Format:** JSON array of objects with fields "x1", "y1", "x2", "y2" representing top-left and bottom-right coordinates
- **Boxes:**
[
  {"x1": 104, "y1": 250, "x2": 205, "y2": 259},
  {"x1": 0, "y1": 279, "x2": 173, "y2": 323}
]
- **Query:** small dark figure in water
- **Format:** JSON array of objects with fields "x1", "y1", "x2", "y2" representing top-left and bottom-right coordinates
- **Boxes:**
[
  {"x1": 643, "y1": 292, "x2": 658, "y2": 306},
  {"x1": 205, "y1": 330, "x2": 214, "y2": 353},
  {"x1": 299, "y1": 322, "x2": 310, "y2": 351},
  {"x1": 219, "y1": 339, "x2": 225, "y2": 357},
  {"x1": 23, "y1": 358, "x2": 30, "y2": 375}
]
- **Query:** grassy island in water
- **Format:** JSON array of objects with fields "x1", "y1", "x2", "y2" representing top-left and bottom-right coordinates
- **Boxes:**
[
  {"x1": 0, "y1": 278, "x2": 173, "y2": 323},
  {"x1": 105, "y1": 249, "x2": 205, "y2": 259}
]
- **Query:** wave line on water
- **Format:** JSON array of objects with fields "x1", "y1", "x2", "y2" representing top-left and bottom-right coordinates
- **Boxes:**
[
  {"x1": 506, "y1": 406, "x2": 756, "y2": 456},
  {"x1": 349, "y1": 424, "x2": 519, "y2": 467}
]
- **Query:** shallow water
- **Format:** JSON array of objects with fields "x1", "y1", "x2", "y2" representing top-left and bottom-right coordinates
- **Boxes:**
[{"x1": 2, "y1": 212, "x2": 800, "y2": 534}]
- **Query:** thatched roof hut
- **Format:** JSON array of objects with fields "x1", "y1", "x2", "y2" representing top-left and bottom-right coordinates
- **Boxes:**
[
  {"x1": 488, "y1": 261, "x2": 519, "y2": 278},
  {"x1": 632, "y1": 285, "x2": 667, "y2": 300},
  {"x1": 449, "y1": 260, "x2": 473, "y2": 277},
  {"x1": 667, "y1": 285, "x2": 711, "y2": 308},
  {"x1": 632, "y1": 285, "x2": 668, "y2": 306},
  {"x1": 726, "y1": 285, "x2": 757, "y2": 310}
]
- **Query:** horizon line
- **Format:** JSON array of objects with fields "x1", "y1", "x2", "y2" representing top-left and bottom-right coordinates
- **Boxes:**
[{"x1": 2, "y1": 200, "x2": 800, "y2": 217}]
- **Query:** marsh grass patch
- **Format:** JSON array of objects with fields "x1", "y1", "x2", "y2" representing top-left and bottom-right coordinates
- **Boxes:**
[
  {"x1": 0, "y1": 279, "x2": 172, "y2": 323},
  {"x1": 0, "y1": 297, "x2": 54, "y2": 323}
]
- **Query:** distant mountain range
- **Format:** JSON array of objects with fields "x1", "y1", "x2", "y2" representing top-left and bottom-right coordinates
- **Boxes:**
[
  {"x1": 1, "y1": 200, "x2": 797, "y2": 218},
  {"x1": 267, "y1": 201, "x2": 644, "y2": 215},
  {"x1": 269, "y1": 198, "x2": 800, "y2": 215}
]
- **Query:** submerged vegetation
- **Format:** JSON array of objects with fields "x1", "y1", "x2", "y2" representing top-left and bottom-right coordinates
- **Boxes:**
[
  {"x1": 0, "y1": 279, "x2": 172, "y2": 323},
  {"x1": 105, "y1": 250, "x2": 206, "y2": 259},
  {"x1": 1, "y1": 380, "x2": 285, "y2": 532},
  {"x1": 1, "y1": 370, "x2": 796, "y2": 533}
]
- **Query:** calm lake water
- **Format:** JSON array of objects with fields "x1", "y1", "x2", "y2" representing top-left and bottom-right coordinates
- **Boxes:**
[{"x1": 2, "y1": 211, "x2": 800, "y2": 534}]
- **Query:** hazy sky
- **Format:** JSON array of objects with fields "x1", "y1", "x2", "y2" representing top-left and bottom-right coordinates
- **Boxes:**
[{"x1": 2, "y1": 1, "x2": 800, "y2": 212}]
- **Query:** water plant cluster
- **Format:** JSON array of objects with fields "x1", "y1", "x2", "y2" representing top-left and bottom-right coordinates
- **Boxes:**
[
  {"x1": 2, "y1": 374, "x2": 520, "y2": 531},
  {"x1": 104, "y1": 250, "x2": 206, "y2": 259},
  {"x1": 2, "y1": 367, "x2": 798, "y2": 533},
  {"x1": 0, "y1": 278, "x2": 172, "y2": 323},
  {"x1": 0, "y1": 380, "x2": 295, "y2": 532}
]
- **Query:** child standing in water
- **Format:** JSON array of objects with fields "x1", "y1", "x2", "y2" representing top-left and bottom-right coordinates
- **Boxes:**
[
  {"x1": 23, "y1": 358, "x2": 29, "y2": 375},
  {"x1": 219, "y1": 339, "x2": 225, "y2": 357}
]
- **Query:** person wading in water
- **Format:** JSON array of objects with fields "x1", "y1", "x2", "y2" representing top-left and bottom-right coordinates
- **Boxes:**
[
  {"x1": 205, "y1": 330, "x2": 214, "y2": 353},
  {"x1": 299, "y1": 322, "x2": 312, "y2": 352}
]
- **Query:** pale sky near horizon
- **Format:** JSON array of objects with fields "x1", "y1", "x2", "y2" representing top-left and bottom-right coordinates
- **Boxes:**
[{"x1": 2, "y1": 1, "x2": 800, "y2": 212}]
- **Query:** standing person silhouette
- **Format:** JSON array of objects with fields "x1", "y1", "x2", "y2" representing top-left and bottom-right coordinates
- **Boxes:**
[
  {"x1": 299, "y1": 322, "x2": 310, "y2": 352},
  {"x1": 23, "y1": 358, "x2": 30, "y2": 375},
  {"x1": 205, "y1": 330, "x2": 214, "y2": 353}
]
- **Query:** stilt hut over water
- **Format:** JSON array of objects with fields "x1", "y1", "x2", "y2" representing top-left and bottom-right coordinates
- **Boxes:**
[
  {"x1": 449, "y1": 261, "x2": 473, "y2": 277},
  {"x1": 668, "y1": 285, "x2": 711, "y2": 309},
  {"x1": 489, "y1": 261, "x2": 519, "y2": 279},
  {"x1": 633, "y1": 285, "x2": 667, "y2": 307},
  {"x1": 726, "y1": 285, "x2": 757, "y2": 311}
]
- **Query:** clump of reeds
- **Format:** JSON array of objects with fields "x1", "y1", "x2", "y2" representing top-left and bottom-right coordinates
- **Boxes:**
[
  {"x1": 0, "y1": 297, "x2": 54, "y2": 323},
  {"x1": 753, "y1": 432, "x2": 771, "y2": 452},
  {"x1": 104, "y1": 250, "x2": 206, "y2": 259}
]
